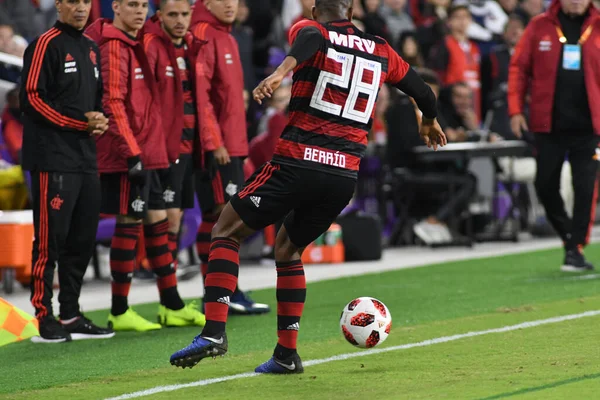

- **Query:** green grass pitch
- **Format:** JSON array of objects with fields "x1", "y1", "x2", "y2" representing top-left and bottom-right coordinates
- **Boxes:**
[{"x1": 1, "y1": 245, "x2": 600, "y2": 399}]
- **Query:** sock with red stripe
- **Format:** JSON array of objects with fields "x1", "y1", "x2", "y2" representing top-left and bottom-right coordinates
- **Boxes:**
[
  {"x1": 144, "y1": 219, "x2": 185, "y2": 310},
  {"x1": 168, "y1": 232, "x2": 179, "y2": 271},
  {"x1": 110, "y1": 223, "x2": 142, "y2": 316},
  {"x1": 201, "y1": 237, "x2": 240, "y2": 337},
  {"x1": 196, "y1": 215, "x2": 217, "y2": 282},
  {"x1": 274, "y1": 260, "x2": 306, "y2": 360}
]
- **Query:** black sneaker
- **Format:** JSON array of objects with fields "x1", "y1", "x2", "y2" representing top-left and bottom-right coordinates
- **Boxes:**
[
  {"x1": 62, "y1": 314, "x2": 115, "y2": 340},
  {"x1": 561, "y1": 250, "x2": 595, "y2": 272},
  {"x1": 31, "y1": 316, "x2": 72, "y2": 344},
  {"x1": 255, "y1": 352, "x2": 304, "y2": 374}
]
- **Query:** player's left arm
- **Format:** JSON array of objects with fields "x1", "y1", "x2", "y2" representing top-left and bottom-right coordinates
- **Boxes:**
[
  {"x1": 385, "y1": 44, "x2": 446, "y2": 149},
  {"x1": 253, "y1": 25, "x2": 322, "y2": 104}
]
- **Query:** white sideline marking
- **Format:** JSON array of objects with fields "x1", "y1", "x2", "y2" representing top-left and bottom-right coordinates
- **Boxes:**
[
  {"x1": 528, "y1": 273, "x2": 600, "y2": 283},
  {"x1": 106, "y1": 310, "x2": 600, "y2": 400}
]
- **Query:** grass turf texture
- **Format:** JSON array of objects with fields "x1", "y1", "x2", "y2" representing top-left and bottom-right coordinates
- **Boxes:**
[{"x1": 1, "y1": 245, "x2": 600, "y2": 399}]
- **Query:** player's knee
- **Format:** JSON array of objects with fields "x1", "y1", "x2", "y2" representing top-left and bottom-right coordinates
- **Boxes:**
[
  {"x1": 210, "y1": 204, "x2": 254, "y2": 242},
  {"x1": 166, "y1": 209, "x2": 182, "y2": 233},
  {"x1": 275, "y1": 232, "x2": 301, "y2": 262},
  {"x1": 117, "y1": 215, "x2": 142, "y2": 225}
]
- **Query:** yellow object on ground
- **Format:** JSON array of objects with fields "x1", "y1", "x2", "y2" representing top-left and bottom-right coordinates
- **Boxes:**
[{"x1": 0, "y1": 298, "x2": 39, "y2": 347}]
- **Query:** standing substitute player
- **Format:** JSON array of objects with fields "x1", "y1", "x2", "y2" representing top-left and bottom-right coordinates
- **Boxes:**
[
  {"x1": 190, "y1": 0, "x2": 269, "y2": 315},
  {"x1": 170, "y1": 0, "x2": 445, "y2": 371},
  {"x1": 86, "y1": 0, "x2": 205, "y2": 332},
  {"x1": 21, "y1": 0, "x2": 113, "y2": 343},
  {"x1": 143, "y1": 0, "x2": 216, "y2": 275}
]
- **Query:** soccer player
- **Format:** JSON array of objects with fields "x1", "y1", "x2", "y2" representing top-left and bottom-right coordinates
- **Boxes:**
[
  {"x1": 170, "y1": 0, "x2": 445, "y2": 372},
  {"x1": 143, "y1": 0, "x2": 216, "y2": 282},
  {"x1": 190, "y1": 0, "x2": 269, "y2": 315},
  {"x1": 86, "y1": 0, "x2": 205, "y2": 332},
  {"x1": 21, "y1": 0, "x2": 113, "y2": 343}
]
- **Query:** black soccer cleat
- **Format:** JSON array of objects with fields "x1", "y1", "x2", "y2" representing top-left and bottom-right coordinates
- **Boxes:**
[
  {"x1": 62, "y1": 314, "x2": 115, "y2": 340},
  {"x1": 170, "y1": 332, "x2": 228, "y2": 369},
  {"x1": 31, "y1": 316, "x2": 72, "y2": 344},
  {"x1": 255, "y1": 352, "x2": 304, "y2": 374},
  {"x1": 561, "y1": 250, "x2": 595, "y2": 272}
]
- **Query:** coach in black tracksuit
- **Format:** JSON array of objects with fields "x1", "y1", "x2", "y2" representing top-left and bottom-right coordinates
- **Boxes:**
[{"x1": 20, "y1": 0, "x2": 113, "y2": 343}]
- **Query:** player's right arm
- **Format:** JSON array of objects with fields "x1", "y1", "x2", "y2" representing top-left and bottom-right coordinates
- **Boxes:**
[
  {"x1": 192, "y1": 24, "x2": 227, "y2": 168},
  {"x1": 100, "y1": 40, "x2": 142, "y2": 160},
  {"x1": 253, "y1": 21, "x2": 322, "y2": 104},
  {"x1": 20, "y1": 38, "x2": 89, "y2": 132},
  {"x1": 385, "y1": 45, "x2": 446, "y2": 149}
]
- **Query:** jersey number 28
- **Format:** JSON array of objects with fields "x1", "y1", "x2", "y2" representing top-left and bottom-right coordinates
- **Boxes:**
[{"x1": 310, "y1": 48, "x2": 382, "y2": 124}]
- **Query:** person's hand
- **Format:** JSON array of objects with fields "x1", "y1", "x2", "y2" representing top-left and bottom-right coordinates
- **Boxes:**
[
  {"x1": 127, "y1": 155, "x2": 146, "y2": 186},
  {"x1": 204, "y1": 150, "x2": 218, "y2": 179},
  {"x1": 446, "y1": 127, "x2": 467, "y2": 142},
  {"x1": 214, "y1": 146, "x2": 231, "y2": 165},
  {"x1": 420, "y1": 118, "x2": 447, "y2": 150},
  {"x1": 85, "y1": 112, "x2": 109, "y2": 137},
  {"x1": 253, "y1": 73, "x2": 284, "y2": 105},
  {"x1": 510, "y1": 114, "x2": 528, "y2": 138}
]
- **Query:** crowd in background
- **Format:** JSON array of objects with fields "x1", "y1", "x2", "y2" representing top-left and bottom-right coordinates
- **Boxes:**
[{"x1": 0, "y1": 0, "x2": 580, "y2": 245}]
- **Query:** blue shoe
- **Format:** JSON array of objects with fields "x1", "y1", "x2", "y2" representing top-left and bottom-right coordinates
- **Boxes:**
[
  {"x1": 229, "y1": 290, "x2": 270, "y2": 315},
  {"x1": 170, "y1": 332, "x2": 228, "y2": 369},
  {"x1": 255, "y1": 353, "x2": 304, "y2": 374}
]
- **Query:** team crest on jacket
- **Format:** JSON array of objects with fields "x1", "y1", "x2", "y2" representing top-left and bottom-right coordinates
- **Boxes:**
[
  {"x1": 177, "y1": 57, "x2": 187, "y2": 70},
  {"x1": 539, "y1": 35, "x2": 552, "y2": 52},
  {"x1": 89, "y1": 49, "x2": 97, "y2": 65}
]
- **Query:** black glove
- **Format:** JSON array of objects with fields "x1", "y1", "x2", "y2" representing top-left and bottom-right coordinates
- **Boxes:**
[
  {"x1": 127, "y1": 156, "x2": 146, "y2": 186},
  {"x1": 204, "y1": 151, "x2": 218, "y2": 180}
]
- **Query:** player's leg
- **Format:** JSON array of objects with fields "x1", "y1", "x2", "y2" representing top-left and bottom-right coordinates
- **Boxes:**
[
  {"x1": 30, "y1": 172, "x2": 76, "y2": 343},
  {"x1": 146, "y1": 170, "x2": 205, "y2": 327},
  {"x1": 562, "y1": 135, "x2": 599, "y2": 271},
  {"x1": 162, "y1": 158, "x2": 188, "y2": 270},
  {"x1": 104, "y1": 172, "x2": 161, "y2": 332},
  {"x1": 534, "y1": 134, "x2": 571, "y2": 245},
  {"x1": 197, "y1": 157, "x2": 270, "y2": 314},
  {"x1": 194, "y1": 166, "x2": 221, "y2": 284},
  {"x1": 58, "y1": 173, "x2": 114, "y2": 340},
  {"x1": 170, "y1": 162, "x2": 291, "y2": 368},
  {"x1": 255, "y1": 171, "x2": 356, "y2": 374}
]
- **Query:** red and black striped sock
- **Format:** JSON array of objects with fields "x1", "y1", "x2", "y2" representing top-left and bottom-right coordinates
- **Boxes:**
[
  {"x1": 110, "y1": 223, "x2": 142, "y2": 316},
  {"x1": 167, "y1": 232, "x2": 179, "y2": 271},
  {"x1": 144, "y1": 219, "x2": 184, "y2": 310},
  {"x1": 201, "y1": 237, "x2": 240, "y2": 337},
  {"x1": 196, "y1": 216, "x2": 217, "y2": 282},
  {"x1": 274, "y1": 260, "x2": 306, "y2": 360}
]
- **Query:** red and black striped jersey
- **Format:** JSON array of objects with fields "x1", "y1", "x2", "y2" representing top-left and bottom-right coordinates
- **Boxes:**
[
  {"x1": 273, "y1": 19, "x2": 410, "y2": 178},
  {"x1": 174, "y1": 45, "x2": 196, "y2": 155}
]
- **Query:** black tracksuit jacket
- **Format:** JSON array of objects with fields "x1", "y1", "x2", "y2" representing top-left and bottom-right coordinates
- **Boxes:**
[{"x1": 20, "y1": 21, "x2": 103, "y2": 173}]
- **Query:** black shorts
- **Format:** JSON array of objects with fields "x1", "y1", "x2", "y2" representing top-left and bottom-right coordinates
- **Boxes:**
[
  {"x1": 195, "y1": 157, "x2": 244, "y2": 214},
  {"x1": 230, "y1": 162, "x2": 355, "y2": 248},
  {"x1": 160, "y1": 154, "x2": 195, "y2": 210},
  {"x1": 100, "y1": 170, "x2": 166, "y2": 219}
]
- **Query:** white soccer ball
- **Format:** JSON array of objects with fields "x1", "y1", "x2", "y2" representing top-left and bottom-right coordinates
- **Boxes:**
[{"x1": 339, "y1": 297, "x2": 392, "y2": 348}]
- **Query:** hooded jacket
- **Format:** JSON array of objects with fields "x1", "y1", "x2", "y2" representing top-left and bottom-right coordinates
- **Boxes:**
[
  {"x1": 508, "y1": 0, "x2": 600, "y2": 134},
  {"x1": 142, "y1": 15, "x2": 221, "y2": 164},
  {"x1": 85, "y1": 18, "x2": 168, "y2": 173},
  {"x1": 190, "y1": 2, "x2": 248, "y2": 158}
]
